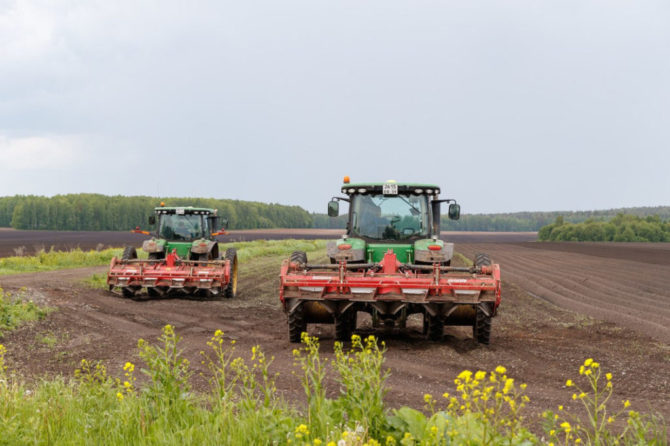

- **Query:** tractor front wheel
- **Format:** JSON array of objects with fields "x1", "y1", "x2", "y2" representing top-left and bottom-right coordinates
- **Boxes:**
[
  {"x1": 288, "y1": 302, "x2": 306, "y2": 343},
  {"x1": 223, "y1": 248, "x2": 238, "y2": 299}
]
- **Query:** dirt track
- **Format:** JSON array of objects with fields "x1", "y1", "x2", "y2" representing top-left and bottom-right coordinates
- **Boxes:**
[{"x1": 0, "y1": 231, "x2": 668, "y2": 424}]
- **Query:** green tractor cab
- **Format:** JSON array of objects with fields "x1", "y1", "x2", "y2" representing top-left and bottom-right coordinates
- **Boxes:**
[
  {"x1": 326, "y1": 181, "x2": 460, "y2": 264},
  {"x1": 139, "y1": 206, "x2": 227, "y2": 261}
]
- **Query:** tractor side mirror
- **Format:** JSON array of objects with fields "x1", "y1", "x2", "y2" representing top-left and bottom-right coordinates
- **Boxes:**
[
  {"x1": 448, "y1": 203, "x2": 461, "y2": 220},
  {"x1": 148, "y1": 215, "x2": 156, "y2": 225},
  {"x1": 328, "y1": 200, "x2": 339, "y2": 217}
]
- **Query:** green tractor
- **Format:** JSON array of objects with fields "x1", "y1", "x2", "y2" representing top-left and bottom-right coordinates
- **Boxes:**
[
  {"x1": 108, "y1": 205, "x2": 238, "y2": 299},
  {"x1": 279, "y1": 178, "x2": 501, "y2": 344}
]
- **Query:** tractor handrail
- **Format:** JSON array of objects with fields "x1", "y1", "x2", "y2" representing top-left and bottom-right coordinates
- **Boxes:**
[
  {"x1": 116, "y1": 259, "x2": 226, "y2": 265},
  {"x1": 296, "y1": 262, "x2": 485, "y2": 274}
]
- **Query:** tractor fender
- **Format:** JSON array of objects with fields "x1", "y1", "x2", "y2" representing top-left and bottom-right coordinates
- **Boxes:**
[
  {"x1": 142, "y1": 239, "x2": 165, "y2": 254},
  {"x1": 326, "y1": 240, "x2": 365, "y2": 262},
  {"x1": 414, "y1": 242, "x2": 454, "y2": 263},
  {"x1": 190, "y1": 240, "x2": 217, "y2": 255}
]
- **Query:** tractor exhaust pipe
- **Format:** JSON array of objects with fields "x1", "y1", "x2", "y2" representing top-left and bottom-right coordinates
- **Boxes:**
[{"x1": 431, "y1": 200, "x2": 441, "y2": 238}]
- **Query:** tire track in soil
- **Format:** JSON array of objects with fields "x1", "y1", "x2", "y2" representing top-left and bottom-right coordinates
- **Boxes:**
[{"x1": 456, "y1": 243, "x2": 670, "y2": 343}]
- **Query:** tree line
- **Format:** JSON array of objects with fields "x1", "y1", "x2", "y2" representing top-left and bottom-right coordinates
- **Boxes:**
[
  {"x1": 312, "y1": 206, "x2": 670, "y2": 232},
  {"x1": 538, "y1": 214, "x2": 670, "y2": 242},
  {"x1": 0, "y1": 195, "x2": 312, "y2": 231}
]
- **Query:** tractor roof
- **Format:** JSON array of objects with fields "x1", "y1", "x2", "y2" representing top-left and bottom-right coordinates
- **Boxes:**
[
  {"x1": 341, "y1": 182, "x2": 440, "y2": 195},
  {"x1": 154, "y1": 206, "x2": 216, "y2": 215}
]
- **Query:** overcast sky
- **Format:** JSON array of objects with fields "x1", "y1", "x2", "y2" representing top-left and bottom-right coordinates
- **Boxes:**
[{"x1": 1, "y1": 0, "x2": 668, "y2": 214}]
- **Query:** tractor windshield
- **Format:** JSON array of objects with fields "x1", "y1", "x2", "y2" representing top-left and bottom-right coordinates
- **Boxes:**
[
  {"x1": 158, "y1": 214, "x2": 208, "y2": 241},
  {"x1": 351, "y1": 194, "x2": 430, "y2": 240}
]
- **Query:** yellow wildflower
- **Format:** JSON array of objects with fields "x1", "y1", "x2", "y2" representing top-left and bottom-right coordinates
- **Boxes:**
[
  {"x1": 457, "y1": 370, "x2": 473, "y2": 382},
  {"x1": 606, "y1": 372, "x2": 612, "y2": 381},
  {"x1": 584, "y1": 358, "x2": 593, "y2": 367},
  {"x1": 495, "y1": 365, "x2": 507, "y2": 375},
  {"x1": 566, "y1": 379, "x2": 573, "y2": 387}
]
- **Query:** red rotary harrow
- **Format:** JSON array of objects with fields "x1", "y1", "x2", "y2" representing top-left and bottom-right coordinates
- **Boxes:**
[{"x1": 280, "y1": 250, "x2": 501, "y2": 343}]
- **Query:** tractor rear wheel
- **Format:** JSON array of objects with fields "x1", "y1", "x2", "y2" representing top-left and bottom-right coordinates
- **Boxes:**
[
  {"x1": 474, "y1": 253, "x2": 491, "y2": 267},
  {"x1": 121, "y1": 247, "x2": 138, "y2": 297},
  {"x1": 122, "y1": 246, "x2": 137, "y2": 261},
  {"x1": 288, "y1": 302, "x2": 306, "y2": 343},
  {"x1": 473, "y1": 253, "x2": 492, "y2": 344},
  {"x1": 335, "y1": 311, "x2": 356, "y2": 341},
  {"x1": 426, "y1": 314, "x2": 444, "y2": 341},
  {"x1": 223, "y1": 248, "x2": 238, "y2": 299},
  {"x1": 290, "y1": 251, "x2": 307, "y2": 268}
]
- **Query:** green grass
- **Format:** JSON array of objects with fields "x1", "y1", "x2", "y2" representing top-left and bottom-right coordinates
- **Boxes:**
[
  {"x1": 0, "y1": 248, "x2": 124, "y2": 275},
  {"x1": 224, "y1": 239, "x2": 327, "y2": 261},
  {"x1": 0, "y1": 288, "x2": 50, "y2": 337},
  {"x1": 36, "y1": 332, "x2": 58, "y2": 348},
  {"x1": 2, "y1": 239, "x2": 327, "y2": 277}
]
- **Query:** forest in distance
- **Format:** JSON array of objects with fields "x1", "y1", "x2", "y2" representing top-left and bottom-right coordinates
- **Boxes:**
[
  {"x1": 0, "y1": 194, "x2": 669, "y2": 234},
  {"x1": 0, "y1": 194, "x2": 312, "y2": 231}
]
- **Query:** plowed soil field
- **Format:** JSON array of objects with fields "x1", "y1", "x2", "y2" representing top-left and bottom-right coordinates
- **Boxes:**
[{"x1": 0, "y1": 230, "x2": 668, "y2": 425}]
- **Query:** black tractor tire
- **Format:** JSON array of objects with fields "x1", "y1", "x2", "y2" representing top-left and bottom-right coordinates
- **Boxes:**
[
  {"x1": 335, "y1": 311, "x2": 356, "y2": 342},
  {"x1": 122, "y1": 246, "x2": 138, "y2": 261},
  {"x1": 474, "y1": 253, "x2": 492, "y2": 267},
  {"x1": 473, "y1": 254, "x2": 492, "y2": 344},
  {"x1": 223, "y1": 248, "x2": 238, "y2": 299},
  {"x1": 290, "y1": 251, "x2": 307, "y2": 266},
  {"x1": 122, "y1": 287, "x2": 137, "y2": 298},
  {"x1": 288, "y1": 303, "x2": 306, "y2": 343},
  {"x1": 148, "y1": 252, "x2": 164, "y2": 261},
  {"x1": 473, "y1": 305, "x2": 492, "y2": 345},
  {"x1": 426, "y1": 314, "x2": 444, "y2": 341},
  {"x1": 120, "y1": 246, "x2": 138, "y2": 297}
]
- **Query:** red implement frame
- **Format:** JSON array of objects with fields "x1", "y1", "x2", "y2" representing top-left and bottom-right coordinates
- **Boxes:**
[
  {"x1": 280, "y1": 250, "x2": 501, "y2": 308},
  {"x1": 107, "y1": 250, "x2": 232, "y2": 291}
]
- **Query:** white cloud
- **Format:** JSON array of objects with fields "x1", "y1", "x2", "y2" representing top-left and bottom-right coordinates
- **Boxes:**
[{"x1": 0, "y1": 134, "x2": 85, "y2": 170}]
